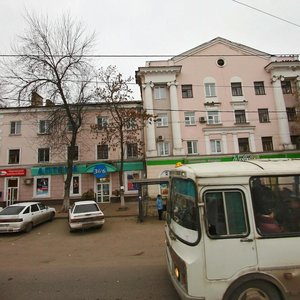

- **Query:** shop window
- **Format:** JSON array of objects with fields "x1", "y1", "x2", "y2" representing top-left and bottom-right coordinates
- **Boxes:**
[
  {"x1": 35, "y1": 177, "x2": 50, "y2": 197},
  {"x1": 125, "y1": 172, "x2": 140, "y2": 193},
  {"x1": 71, "y1": 175, "x2": 81, "y2": 196}
]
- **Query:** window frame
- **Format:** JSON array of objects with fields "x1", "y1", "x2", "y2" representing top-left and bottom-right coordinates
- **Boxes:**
[
  {"x1": 181, "y1": 85, "x2": 193, "y2": 98},
  {"x1": 154, "y1": 85, "x2": 166, "y2": 100},
  {"x1": 10, "y1": 121, "x2": 21, "y2": 135},
  {"x1": 8, "y1": 149, "x2": 20, "y2": 164},
  {"x1": 38, "y1": 148, "x2": 50, "y2": 163},
  {"x1": 34, "y1": 176, "x2": 51, "y2": 198},
  {"x1": 207, "y1": 111, "x2": 220, "y2": 125},
  {"x1": 281, "y1": 80, "x2": 292, "y2": 94},
  {"x1": 287, "y1": 107, "x2": 297, "y2": 122},
  {"x1": 187, "y1": 140, "x2": 198, "y2": 155},
  {"x1": 156, "y1": 113, "x2": 168, "y2": 127},
  {"x1": 205, "y1": 82, "x2": 216, "y2": 97},
  {"x1": 238, "y1": 138, "x2": 250, "y2": 153},
  {"x1": 68, "y1": 145, "x2": 79, "y2": 161},
  {"x1": 262, "y1": 136, "x2": 273, "y2": 152},
  {"x1": 258, "y1": 108, "x2": 270, "y2": 123},
  {"x1": 97, "y1": 144, "x2": 109, "y2": 160},
  {"x1": 254, "y1": 81, "x2": 266, "y2": 95},
  {"x1": 231, "y1": 82, "x2": 243, "y2": 96},
  {"x1": 184, "y1": 112, "x2": 196, "y2": 126},
  {"x1": 158, "y1": 142, "x2": 170, "y2": 156},
  {"x1": 97, "y1": 116, "x2": 108, "y2": 130},
  {"x1": 235, "y1": 110, "x2": 247, "y2": 124},
  {"x1": 210, "y1": 139, "x2": 222, "y2": 154},
  {"x1": 38, "y1": 120, "x2": 50, "y2": 134},
  {"x1": 127, "y1": 143, "x2": 138, "y2": 159}
]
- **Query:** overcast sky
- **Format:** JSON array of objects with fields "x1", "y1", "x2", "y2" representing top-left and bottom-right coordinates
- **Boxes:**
[{"x1": 1, "y1": 0, "x2": 300, "y2": 99}]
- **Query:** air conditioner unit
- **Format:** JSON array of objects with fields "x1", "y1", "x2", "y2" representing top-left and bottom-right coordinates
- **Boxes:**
[
  {"x1": 24, "y1": 178, "x2": 33, "y2": 185},
  {"x1": 199, "y1": 117, "x2": 207, "y2": 123},
  {"x1": 157, "y1": 135, "x2": 164, "y2": 142}
]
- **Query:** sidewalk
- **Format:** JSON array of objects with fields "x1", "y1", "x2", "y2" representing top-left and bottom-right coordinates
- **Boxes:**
[{"x1": 54, "y1": 201, "x2": 139, "y2": 219}]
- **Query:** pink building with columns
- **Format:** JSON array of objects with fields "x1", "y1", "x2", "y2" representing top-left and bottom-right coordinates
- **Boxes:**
[{"x1": 136, "y1": 37, "x2": 300, "y2": 187}]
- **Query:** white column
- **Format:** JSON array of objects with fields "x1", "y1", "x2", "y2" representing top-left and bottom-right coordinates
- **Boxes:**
[
  {"x1": 249, "y1": 132, "x2": 256, "y2": 152},
  {"x1": 205, "y1": 134, "x2": 210, "y2": 154},
  {"x1": 167, "y1": 81, "x2": 184, "y2": 155},
  {"x1": 221, "y1": 133, "x2": 228, "y2": 154},
  {"x1": 272, "y1": 77, "x2": 292, "y2": 149},
  {"x1": 233, "y1": 133, "x2": 239, "y2": 153},
  {"x1": 142, "y1": 82, "x2": 157, "y2": 157}
]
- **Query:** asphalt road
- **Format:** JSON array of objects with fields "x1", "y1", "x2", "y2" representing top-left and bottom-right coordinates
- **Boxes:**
[{"x1": 0, "y1": 217, "x2": 180, "y2": 300}]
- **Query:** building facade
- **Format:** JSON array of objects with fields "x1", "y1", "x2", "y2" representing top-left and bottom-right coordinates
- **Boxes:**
[
  {"x1": 136, "y1": 37, "x2": 300, "y2": 195},
  {"x1": 0, "y1": 99, "x2": 144, "y2": 207}
]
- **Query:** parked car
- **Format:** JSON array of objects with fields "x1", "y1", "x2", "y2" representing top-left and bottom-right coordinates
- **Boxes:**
[
  {"x1": 0, "y1": 202, "x2": 56, "y2": 233},
  {"x1": 69, "y1": 200, "x2": 105, "y2": 232}
]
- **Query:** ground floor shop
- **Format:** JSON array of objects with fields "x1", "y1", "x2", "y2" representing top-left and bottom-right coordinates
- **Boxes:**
[{"x1": 0, "y1": 161, "x2": 144, "y2": 208}]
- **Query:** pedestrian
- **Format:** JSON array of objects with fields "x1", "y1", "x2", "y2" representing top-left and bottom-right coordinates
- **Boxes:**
[{"x1": 156, "y1": 194, "x2": 164, "y2": 220}]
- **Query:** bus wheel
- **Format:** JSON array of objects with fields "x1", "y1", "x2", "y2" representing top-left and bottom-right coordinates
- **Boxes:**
[{"x1": 228, "y1": 280, "x2": 281, "y2": 300}]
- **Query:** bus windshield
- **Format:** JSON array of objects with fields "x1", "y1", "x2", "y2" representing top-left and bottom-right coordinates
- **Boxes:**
[{"x1": 168, "y1": 177, "x2": 199, "y2": 244}]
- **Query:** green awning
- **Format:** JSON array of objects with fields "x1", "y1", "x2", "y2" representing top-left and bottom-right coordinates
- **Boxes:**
[
  {"x1": 115, "y1": 161, "x2": 144, "y2": 171},
  {"x1": 85, "y1": 163, "x2": 117, "y2": 173}
]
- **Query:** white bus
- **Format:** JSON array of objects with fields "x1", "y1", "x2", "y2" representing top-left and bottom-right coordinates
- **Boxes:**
[{"x1": 165, "y1": 159, "x2": 300, "y2": 300}]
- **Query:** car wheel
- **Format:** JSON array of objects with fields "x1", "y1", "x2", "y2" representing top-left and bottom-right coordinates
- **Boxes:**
[
  {"x1": 69, "y1": 227, "x2": 75, "y2": 233},
  {"x1": 229, "y1": 280, "x2": 281, "y2": 300},
  {"x1": 49, "y1": 212, "x2": 55, "y2": 221},
  {"x1": 25, "y1": 222, "x2": 33, "y2": 233}
]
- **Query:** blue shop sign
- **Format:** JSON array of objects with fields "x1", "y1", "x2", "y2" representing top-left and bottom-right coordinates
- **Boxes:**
[
  {"x1": 37, "y1": 165, "x2": 79, "y2": 176},
  {"x1": 93, "y1": 164, "x2": 108, "y2": 179}
]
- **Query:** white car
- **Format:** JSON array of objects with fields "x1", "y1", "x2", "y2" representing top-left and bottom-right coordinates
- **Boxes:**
[
  {"x1": 69, "y1": 200, "x2": 105, "y2": 232},
  {"x1": 0, "y1": 202, "x2": 56, "y2": 233}
]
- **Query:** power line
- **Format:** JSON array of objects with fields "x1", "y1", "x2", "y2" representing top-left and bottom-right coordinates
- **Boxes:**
[{"x1": 233, "y1": 0, "x2": 300, "y2": 28}]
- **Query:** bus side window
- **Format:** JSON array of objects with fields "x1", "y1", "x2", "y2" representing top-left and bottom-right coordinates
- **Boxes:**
[{"x1": 205, "y1": 190, "x2": 248, "y2": 238}]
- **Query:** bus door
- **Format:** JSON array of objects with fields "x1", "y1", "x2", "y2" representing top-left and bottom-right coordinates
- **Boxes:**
[{"x1": 202, "y1": 187, "x2": 257, "y2": 280}]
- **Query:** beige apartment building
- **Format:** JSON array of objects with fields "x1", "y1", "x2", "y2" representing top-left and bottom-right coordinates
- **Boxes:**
[
  {"x1": 136, "y1": 37, "x2": 300, "y2": 195},
  {"x1": 0, "y1": 98, "x2": 144, "y2": 207}
]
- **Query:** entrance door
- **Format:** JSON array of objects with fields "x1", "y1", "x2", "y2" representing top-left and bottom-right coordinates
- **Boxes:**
[
  {"x1": 96, "y1": 180, "x2": 110, "y2": 203},
  {"x1": 6, "y1": 178, "x2": 19, "y2": 206}
]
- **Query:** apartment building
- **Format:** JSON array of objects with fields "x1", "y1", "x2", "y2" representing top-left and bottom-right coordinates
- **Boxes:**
[
  {"x1": 136, "y1": 37, "x2": 300, "y2": 192},
  {"x1": 0, "y1": 97, "x2": 144, "y2": 207}
]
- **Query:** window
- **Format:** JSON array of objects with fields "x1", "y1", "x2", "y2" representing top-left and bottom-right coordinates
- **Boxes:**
[
  {"x1": 158, "y1": 142, "x2": 169, "y2": 156},
  {"x1": 187, "y1": 141, "x2": 198, "y2": 155},
  {"x1": 71, "y1": 175, "x2": 80, "y2": 196},
  {"x1": 210, "y1": 140, "x2": 222, "y2": 154},
  {"x1": 68, "y1": 146, "x2": 79, "y2": 161},
  {"x1": 287, "y1": 107, "x2": 297, "y2": 121},
  {"x1": 97, "y1": 145, "x2": 109, "y2": 159},
  {"x1": 127, "y1": 143, "x2": 138, "y2": 158},
  {"x1": 126, "y1": 172, "x2": 140, "y2": 192},
  {"x1": 291, "y1": 135, "x2": 300, "y2": 149},
  {"x1": 184, "y1": 112, "x2": 196, "y2": 126},
  {"x1": 238, "y1": 138, "x2": 250, "y2": 153},
  {"x1": 207, "y1": 111, "x2": 220, "y2": 124},
  {"x1": 38, "y1": 148, "x2": 50, "y2": 163},
  {"x1": 281, "y1": 80, "x2": 292, "y2": 94},
  {"x1": 262, "y1": 137, "x2": 273, "y2": 151},
  {"x1": 205, "y1": 190, "x2": 248, "y2": 237},
  {"x1": 250, "y1": 175, "x2": 300, "y2": 236},
  {"x1": 39, "y1": 120, "x2": 50, "y2": 134},
  {"x1": 156, "y1": 114, "x2": 168, "y2": 127},
  {"x1": 254, "y1": 81, "x2": 265, "y2": 95},
  {"x1": 235, "y1": 110, "x2": 247, "y2": 124},
  {"x1": 8, "y1": 149, "x2": 20, "y2": 164},
  {"x1": 126, "y1": 118, "x2": 136, "y2": 130},
  {"x1": 31, "y1": 204, "x2": 39, "y2": 212},
  {"x1": 10, "y1": 121, "x2": 21, "y2": 135},
  {"x1": 181, "y1": 85, "x2": 193, "y2": 98},
  {"x1": 97, "y1": 116, "x2": 108, "y2": 130},
  {"x1": 154, "y1": 86, "x2": 166, "y2": 100},
  {"x1": 168, "y1": 177, "x2": 199, "y2": 244},
  {"x1": 231, "y1": 82, "x2": 243, "y2": 96},
  {"x1": 258, "y1": 109, "x2": 270, "y2": 123},
  {"x1": 205, "y1": 83, "x2": 216, "y2": 97},
  {"x1": 35, "y1": 177, "x2": 50, "y2": 197}
]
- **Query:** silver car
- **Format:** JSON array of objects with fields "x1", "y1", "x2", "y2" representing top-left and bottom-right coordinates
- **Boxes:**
[
  {"x1": 69, "y1": 200, "x2": 105, "y2": 232},
  {"x1": 0, "y1": 202, "x2": 56, "y2": 233}
]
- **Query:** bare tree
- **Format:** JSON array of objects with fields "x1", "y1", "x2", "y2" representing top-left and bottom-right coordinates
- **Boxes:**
[
  {"x1": 92, "y1": 66, "x2": 151, "y2": 208},
  {"x1": 2, "y1": 12, "x2": 96, "y2": 211}
]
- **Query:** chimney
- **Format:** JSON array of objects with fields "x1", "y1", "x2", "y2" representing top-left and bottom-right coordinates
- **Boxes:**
[{"x1": 31, "y1": 91, "x2": 43, "y2": 106}]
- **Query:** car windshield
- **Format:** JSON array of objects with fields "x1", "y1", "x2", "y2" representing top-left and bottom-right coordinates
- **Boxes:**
[
  {"x1": 0, "y1": 206, "x2": 25, "y2": 215},
  {"x1": 73, "y1": 203, "x2": 100, "y2": 214}
]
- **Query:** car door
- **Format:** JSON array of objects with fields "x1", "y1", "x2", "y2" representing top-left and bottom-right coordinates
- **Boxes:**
[
  {"x1": 37, "y1": 203, "x2": 49, "y2": 223},
  {"x1": 30, "y1": 204, "x2": 41, "y2": 225}
]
